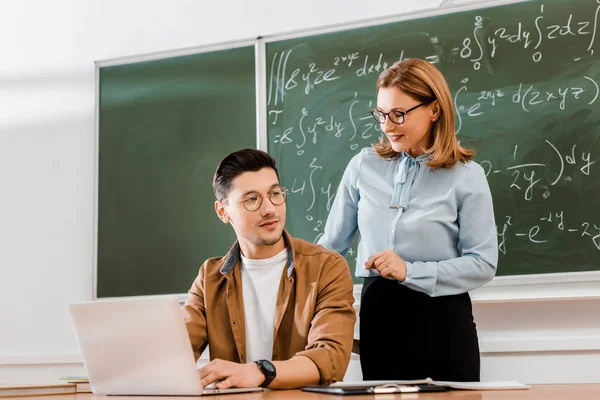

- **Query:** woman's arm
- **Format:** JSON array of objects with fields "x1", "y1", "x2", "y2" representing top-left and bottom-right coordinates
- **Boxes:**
[
  {"x1": 317, "y1": 152, "x2": 362, "y2": 255},
  {"x1": 402, "y1": 164, "x2": 498, "y2": 297}
]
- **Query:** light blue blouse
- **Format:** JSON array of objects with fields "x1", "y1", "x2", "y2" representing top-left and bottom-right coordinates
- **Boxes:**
[{"x1": 318, "y1": 147, "x2": 498, "y2": 297}]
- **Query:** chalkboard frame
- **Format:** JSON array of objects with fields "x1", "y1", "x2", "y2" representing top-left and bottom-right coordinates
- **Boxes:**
[{"x1": 93, "y1": 0, "x2": 600, "y2": 302}]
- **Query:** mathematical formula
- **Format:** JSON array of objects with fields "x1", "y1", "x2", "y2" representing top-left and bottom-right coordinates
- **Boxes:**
[{"x1": 267, "y1": 0, "x2": 600, "y2": 259}]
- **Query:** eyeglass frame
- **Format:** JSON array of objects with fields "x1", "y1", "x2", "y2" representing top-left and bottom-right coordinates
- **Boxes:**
[
  {"x1": 220, "y1": 186, "x2": 289, "y2": 212},
  {"x1": 370, "y1": 100, "x2": 433, "y2": 125}
]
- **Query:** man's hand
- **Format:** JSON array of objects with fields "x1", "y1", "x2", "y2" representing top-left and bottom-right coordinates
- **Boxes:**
[
  {"x1": 365, "y1": 249, "x2": 407, "y2": 281},
  {"x1": 199, "y1": 359, "x2": 265, "y2": 389}
]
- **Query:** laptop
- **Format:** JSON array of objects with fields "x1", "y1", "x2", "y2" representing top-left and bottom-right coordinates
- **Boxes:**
[{"x1": 69, "y1": 296, "x2": 263, "y2": 396}]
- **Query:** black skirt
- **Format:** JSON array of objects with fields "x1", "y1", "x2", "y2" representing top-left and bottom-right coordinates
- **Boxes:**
[{"x1": 359, "y1": 276, "x2": 480, "y2": 382}]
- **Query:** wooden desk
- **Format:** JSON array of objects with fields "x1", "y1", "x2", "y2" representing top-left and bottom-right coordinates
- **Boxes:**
[{"x1": 15, "y1": 385, "x2": 600, "y2": 400}]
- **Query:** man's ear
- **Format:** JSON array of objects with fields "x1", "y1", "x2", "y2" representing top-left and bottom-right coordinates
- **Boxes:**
[{"x1": 215, "y1": 200, "x2": 229, "y2": 224}]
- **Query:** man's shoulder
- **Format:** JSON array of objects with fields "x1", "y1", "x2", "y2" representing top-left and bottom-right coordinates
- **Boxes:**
[
  {"x1": 288, "y1": 236, "x2": 354, "y2": 294},
  {"x1": 290, "y1": 236, "x2": 343, "y2": 260},
  {"x1": 199, "y1": 255, "x2": 229, "y2": 277},
  {"x1": 289, "y1": 237, "x2": 350, "y2": 279}
]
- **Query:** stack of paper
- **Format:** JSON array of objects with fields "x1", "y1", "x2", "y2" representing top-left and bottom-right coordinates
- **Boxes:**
[{"x1": 331, "y1": 378, "x2": 530, "y2": 390}]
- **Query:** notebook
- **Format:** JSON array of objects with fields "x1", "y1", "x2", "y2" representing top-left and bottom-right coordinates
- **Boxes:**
[
  {"x1": 57, "y1": 377, "x2": 91, "y2": 393},
  {"x1": 69, "y1": 296, "x2": 263, "y2": 396},
  {"x1": 0, "y1": 384, "x2": 76, "y2": 398}
]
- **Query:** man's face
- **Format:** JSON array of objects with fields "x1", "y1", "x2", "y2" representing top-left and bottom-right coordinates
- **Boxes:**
[{"x1": 217, "y1": 168, "x2": 286, "y2": 255}]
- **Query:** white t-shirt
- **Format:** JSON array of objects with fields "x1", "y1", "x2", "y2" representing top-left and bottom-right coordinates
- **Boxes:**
[{"x1": 240, "y1": 248, "x2": 287, "y2": 362}]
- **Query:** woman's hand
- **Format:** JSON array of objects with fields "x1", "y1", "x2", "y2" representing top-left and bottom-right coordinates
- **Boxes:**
[{"x1": 365, "y1": 249, "x2": 407, "y2": 282}]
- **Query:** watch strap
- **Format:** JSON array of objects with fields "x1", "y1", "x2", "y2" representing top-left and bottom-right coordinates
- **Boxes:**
[{"x1": 254, "y1": 359, "x2": 276, "y2": 388}]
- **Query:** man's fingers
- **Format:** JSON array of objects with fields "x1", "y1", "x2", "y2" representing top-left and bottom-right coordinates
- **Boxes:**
[
  {"x1": 198, "y1": 365, "x2": 211, "y2": 379},
  {"x1": 198, "y1": 359, "x2": 222, "y2": 377},
  {"x1": 216, "y1": 377, "x2": 236, "y2": 389},
  {"x1": 200, "y1": 371, "x2": 222, "y2": 388}
]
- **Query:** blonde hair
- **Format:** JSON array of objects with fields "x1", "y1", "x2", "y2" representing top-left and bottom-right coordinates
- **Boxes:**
[{"x1": 371, "y1": 58, "x2": 474, "y2": 169}]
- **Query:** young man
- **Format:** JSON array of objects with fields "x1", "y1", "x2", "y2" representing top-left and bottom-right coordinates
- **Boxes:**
[{"x1": 183, "y1": 148, "x2": 356, "y2": 390}]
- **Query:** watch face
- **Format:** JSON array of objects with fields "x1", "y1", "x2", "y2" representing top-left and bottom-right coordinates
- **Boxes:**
[{"x1": 263, "y1": 360, "x2": 275, "y2": 374}]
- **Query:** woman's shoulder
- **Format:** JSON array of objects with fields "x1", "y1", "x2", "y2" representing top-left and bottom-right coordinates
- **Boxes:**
[
  {"x1": 453, "y1": 159, "x2": 486, "y2": 177},
  {"x1": 356, "y1": 146, "x2": 377, "y2": 159},
  {"x1": 345, "y1": 147, "x2": 377, "y2": 171},
  {"x1": 352, "y1": 146, "x2": 389, "y2": 166},
  {"x1": 451, "y1": 160, "x2": 490, "y2": 192},
  {"x1": 338, "y1": 147, "x2": 388, "y2": 188}
]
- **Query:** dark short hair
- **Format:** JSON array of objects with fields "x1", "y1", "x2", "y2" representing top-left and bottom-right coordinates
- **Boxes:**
[{"x1": 213, "y1": 148, "x2": 279, "y2": 200}]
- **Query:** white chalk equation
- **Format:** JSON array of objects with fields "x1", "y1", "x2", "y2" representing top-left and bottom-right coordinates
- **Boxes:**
[
  {"x1": 480, "y1": 142, "x2": 595, "y2": 201},
  {"x1": 454, "y1": 75, "x2": 599, "y2": 134},
  {"x1": 498, "y1": 212, "x2": 600, "y2": 255},
  {"x1": 272, "y1": 92, "x2": 382, "y2": 153},
  {"x1": 268, "y1": 2, "x2": 600, "y2": 106},
  {"x1": 272, "y1": 74, "x2": 599, "y2": 154},
  {"x1": 462, "y1": 2, "x2": 600, "y2": 69}
]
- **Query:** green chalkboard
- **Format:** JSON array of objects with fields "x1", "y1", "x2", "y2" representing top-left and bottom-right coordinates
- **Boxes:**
[
  {"x1": 97, "y1": 45, "x2": 256, "y2": 298},
  {"x1": 266, "y1": 0, "x2": 600, "y2": 281}
]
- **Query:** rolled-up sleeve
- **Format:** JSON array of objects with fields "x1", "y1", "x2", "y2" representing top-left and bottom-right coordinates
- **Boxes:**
[
  {"x1": 182, "y1": 263, "x2": 209, "y2": 360},
  {"x1": 293, "y1": 254, "x2": 356, "y2": 384}
]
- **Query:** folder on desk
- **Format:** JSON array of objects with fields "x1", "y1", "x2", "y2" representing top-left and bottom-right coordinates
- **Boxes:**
[{"x1": 302, "y1": 383, "x2": 450, "y2": 395}]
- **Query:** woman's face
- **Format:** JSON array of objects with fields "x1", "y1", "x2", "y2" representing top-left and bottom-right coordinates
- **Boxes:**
[{"x1": 375, "y1": 87, "x2": 437, "y2": 157}]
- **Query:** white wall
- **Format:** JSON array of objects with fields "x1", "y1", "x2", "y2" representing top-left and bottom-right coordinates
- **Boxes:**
[{"x1": 1, "y1": 0, "x2": 600, "y2": 385}]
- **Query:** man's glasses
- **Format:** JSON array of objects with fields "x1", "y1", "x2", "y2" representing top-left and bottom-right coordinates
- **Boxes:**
[
  {"x1": 370, "y1": 100, "x2": 433, "y2": 125},
  {"x1": 222, "y1": 187, "x2": 288, "y2": 212}
]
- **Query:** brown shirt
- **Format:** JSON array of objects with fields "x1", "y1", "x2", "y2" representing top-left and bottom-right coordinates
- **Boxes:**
[{"x1": 183, "y1": 230, "x2": 356, "y2": 384}]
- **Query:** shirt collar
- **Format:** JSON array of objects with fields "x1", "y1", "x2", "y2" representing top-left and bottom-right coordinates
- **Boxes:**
[
  {"x1": 390, "y1": 152, "x2": 429, "y2": 209},
  {"x1": 398, "y1": 151, "x2": 430, "y2": 163}
]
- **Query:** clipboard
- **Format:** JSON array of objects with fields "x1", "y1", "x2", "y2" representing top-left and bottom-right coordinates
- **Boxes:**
[{"x1": 301, "y1": 384, "x2": 451, "y2": 395}]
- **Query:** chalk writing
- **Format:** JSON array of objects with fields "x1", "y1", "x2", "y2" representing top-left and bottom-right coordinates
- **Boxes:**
[{"x1": 267, "y1": 0, "x2": 600, "y2": 276}]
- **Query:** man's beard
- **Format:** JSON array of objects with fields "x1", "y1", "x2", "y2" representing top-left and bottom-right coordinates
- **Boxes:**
[{"x1": 253, "y1": 234, "x2": 283, "y2": 246}]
